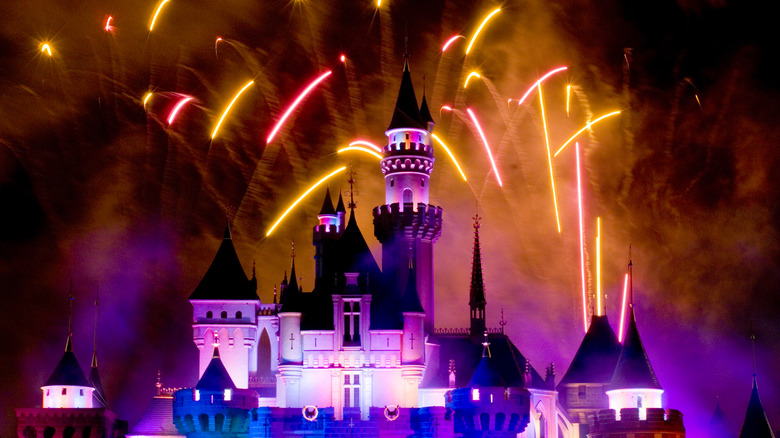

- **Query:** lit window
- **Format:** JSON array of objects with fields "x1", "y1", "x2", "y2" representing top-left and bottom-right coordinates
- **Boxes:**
[
  {"x1": 79, "y1": 389, "x2": 84, "y2": 396},
  {"x1": 472, "y1": 389, "x2": 479, "y2": 401},
  {"x1": 194, "y1": 389, "x2": 200, "y2": 401},
  {"x1": 224, "y1": 389, "x2": 232, "y2": 401},
  {"x1": 46, "y1": 389, "x2": 50, "y2": 396},
  {"x1": 221, "y1": 311, "x2": 227, "y2": 318},
  {"x1": 62, "y1": 388, "x2": 67, "y2": 395}
]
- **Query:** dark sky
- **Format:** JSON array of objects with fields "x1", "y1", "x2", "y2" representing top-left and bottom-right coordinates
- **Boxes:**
[{"x1": 1, "y1": 0, "x2": 779, "y2": 437}]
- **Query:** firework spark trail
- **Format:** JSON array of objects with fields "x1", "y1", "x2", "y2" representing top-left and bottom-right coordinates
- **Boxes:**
[
  {"x1": 149, "y1": 0, "x2": 171, "y2": 31},
  {"x1": 167, "y1": 96, "x2": 193, "y2": 125},
  {"x1": 464, "y1": 71, "x2": 481, "y2": 88},
  {"x1": 509, "y1": 66, "x2": 568, "y2": 107},
  {"x1": 442, "y1": 35, "x2": 465, "y2": 52},
  {"x1": 337, "y1": 147, "x2": 382, "y2": 160},
  {"x1": 431, "y1": 134, "x2": 468, "y2": 182},
  {"x1": 465, "y1": 8, "x2": 501, "y2": 55},
  {"x1": 619, "y1": 272, "x2": 629, "y2": 342},
  {"x1": 212, "y1": 80, "x2": 254, "y2": 140},
  {"x1": 266, "y1": 167, "x2": 348, "y2": 236},
  {"x1": 41, "y1": 44, "x2": 52, "y2": 56},
  {"x1": 348, "y1": 140, "x2": 382, "y2": 154},
  {"x1": 479, "y1": 75, "x2": 510, "y2": 124},
  {"x1": 576, "y1": 142, "x2": 588, "y2": 333},
  {"x1": 552, "y1": 110, "x2": 621, "y2": 157},
  {"x1": 342, "y1": 57, "x2": 368, "y2": 129},
  {"x1": 566, "y1": 84, "x2": 571, "y2": 117},
  {"x1": 266, "y1": 70, "x2": 332, "y2": 144},
  {"x1": 104, "y1": 16, "x2": 114, "y2": 32},
  {"x1": 466, "y1": 108, "x2": 502, "y2": 187},
  {"x1": 538, "y1": 84, "x2": 561, "y2": 233}
]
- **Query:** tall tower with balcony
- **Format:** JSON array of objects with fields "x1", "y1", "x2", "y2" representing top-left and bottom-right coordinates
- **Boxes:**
[{"x1": 373, "y1": 56, "x2": 442, "y2": 333}]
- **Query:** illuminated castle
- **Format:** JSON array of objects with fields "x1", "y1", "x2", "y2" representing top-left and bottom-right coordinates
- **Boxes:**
[{"x1": 19, "y1": 57, "x2": 777, "y2": 438}]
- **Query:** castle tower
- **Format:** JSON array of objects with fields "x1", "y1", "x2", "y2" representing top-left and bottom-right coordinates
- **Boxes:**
[
  {"x1": 189, "y1": 225, "x2": 261, "y2": 389},
  {"x1": 468, "y1": 215, "x2": 486, "y2": 337},
  {"x1": 313, "y1": 188, "x2": 343, "y2": 284},
  {"x1": 738, "y1": 376, "x2": 776, "y2": 438},
  {"x1": 277, "y1": 252, "x2": 303, "y2": 407},
  {"x1": 373, "y1": 57, "x2": 442, "y2": 333}
]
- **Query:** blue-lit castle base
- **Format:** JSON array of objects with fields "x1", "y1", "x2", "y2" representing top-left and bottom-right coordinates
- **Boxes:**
[{"x1": 247, "y1": 407, "x2": 452, "y2": 438}]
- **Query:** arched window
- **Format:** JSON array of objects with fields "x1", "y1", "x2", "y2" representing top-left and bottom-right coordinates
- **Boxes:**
[
  {"x1": 421, "y1": 178, "x2": 425, "y2": 187},
  {"x1": 184, "y1": 415, "x2": 195, "y2": 432},
  {"x1": 480, "y1": 413, "x2": 490, "y2": 431},
  {"x1": 82, "y1": 426, "x2": 91, "y2": 438},
  {"x1": 390, "y1": 178, "x2": 394, "y2": 187},
  {"x1": 402, "y1": 188, "x2": 413, "y2": 205},
  {"x1": 43, "y1": 427, "x2": 55, "y2": 438},
  {"x1": 508, "y1": 413, "x2": 520, "y2": 431},
  {"x1": 23, "y1": 426, "x2": 36, "y2": 438},
  {"x1": 236, "y1": 311, "x2": 242, "y2": 319},
  {"x1": 63, "y1": 427, "x2": 75, "y2": 438},
  {"x1": 221, "y1": 311, "x2": 227, "y2": 319},
  {"x1": 62, "y1": 388, "x2": 67, "y2": 395},
  {"x1": 495, "y1": 413, "x2": 506, "y2": 431},
  {"x1": 206, "y1": 311, "x2": 213, "y2": 318},
  {"x1": 215, "y1": 414, "x2": 225, "y2": 432},
  {"x1": 199, "y1": 414, "x2": 210, "y2": 431}
]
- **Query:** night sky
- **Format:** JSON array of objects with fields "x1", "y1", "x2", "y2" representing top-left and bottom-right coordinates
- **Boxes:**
[{"x1": 1, "y1": 0, "x2": 779, "y2": 437}]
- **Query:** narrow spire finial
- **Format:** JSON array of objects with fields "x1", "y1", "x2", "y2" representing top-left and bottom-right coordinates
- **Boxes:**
[
  {"x1": 273, "y1": 285, "x2": 278, "y2": 304},
  {"x1": 481, "y1": 331, "x2": 491, "y2": 358},
  {"x1": 750, "y1": 332, "x2": 757, "y2": 377},
  {"x1": 92, "y1": 285, "x2": 99, "y2": 367},
  {"x1": 291, "y1": 241, "x2": 296, "y2": 260},
  {"x1": 156, "y1": 370, "x2": 162, "y2": 396},
  {"x1": 628, "y1": 245, "x2": 634, "y2": 308},
  {"x1": 66, "y1": 280, "x2": 74, "y2": 352},
  {"x1": 499, "y1": 308, "x2": 507, "y2": 334},
  {"x1": 346, "y1": 170, "x2": 358, "y2": 209}
]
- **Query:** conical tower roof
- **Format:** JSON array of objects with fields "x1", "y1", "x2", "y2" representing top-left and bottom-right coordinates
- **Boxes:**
[
  {"x1": 190, "y1": 225, "x2": 258, "y2": 300},
  {"x1": 45, "y1": 337, "x2": 91, "y2": 387},
  {"x1": 559, "y1": 315, "x2": 622, "y2": 386},
  {"x1": 319, "y1": 187, "x2": 336, "y2": 215},
  {"x1": 195, "y1": 347, "x2": 236, "y2": 391},
  {"x1": 469, "y1": 219, "x2": 486, "y2": 308},
  {"x1": 608, "y1": 309, "x2": 661, "y2": 390},
  {"x1": 708, "y1": 399, "x2": 731, "y2": 438},
  {"x1": 335, "y1": 192, "x2": 346, "y2": 213},
  {"x1": 739, "y1": 377, "x2": 776, "y2": 438},
  {"x1": 280, "y1": 254, "x2": 303, "y2": 312},
  {"x1": 468, "y1": 337, "x2": 506, "y2": 388},
  {"x1": 401, "y1": 260, "x2": 424, "y2": 313},
  {"x1": 89, "y1": 352, "x2": 109, "y2": 408},
  {"x1": 336, "y1": 211, "x2": 381, "y2": 280},
  {"x1": 419, "y1": 94, "x2": 434, "y2": 126},
  {"x1": 387, "y1": 58, "x2": 423, "y2": 131}
]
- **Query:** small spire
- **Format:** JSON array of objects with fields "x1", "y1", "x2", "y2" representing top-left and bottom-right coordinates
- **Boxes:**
[
  {"x1": 750, "y1": 332, "x2": 757, "y2": 377},
  {"x1": 156, "y1": 370, "x2": 162, "y2": 396},
  {"x1": 273, "y1": 285, "x2": 278, "y2": 304},
  {"x1": 346, "y1": 170, "x2": 358, "y2": 210},
  {"x1": 628, "y1": 245, "x2": 633, "y2": 307},
  {"x1": 92, "y1": 287, "x2": 99, "y2": 368},
  {"x1": 481, "y1": 331, "x2": 491, "y2": 358},
  {"x1": 66, "y1": 281, "x2": 74, "y2": 352},
  {"x1": 499, "y1": 308, "x2": 507, "y2": 334}
]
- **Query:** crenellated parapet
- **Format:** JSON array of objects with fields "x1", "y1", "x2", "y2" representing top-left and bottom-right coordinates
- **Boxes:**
[
  {"x1": 587, "y1": 408, "x2": 685, "y2": 437},
  {"x1": 380, "y1": 154, "x2": 435, "y2": 176},
  {"x1": 373, "y1": 203, "x2": 443, "y2": 243}
]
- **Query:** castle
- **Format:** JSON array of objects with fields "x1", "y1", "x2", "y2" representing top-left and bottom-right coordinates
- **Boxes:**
[{"x1": 15, "y1": 58, "x2": 776, "y2": 438}]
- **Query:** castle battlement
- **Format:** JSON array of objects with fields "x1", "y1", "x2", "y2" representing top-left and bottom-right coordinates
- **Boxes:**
[
  {"x1": 588, "y1": 408, "x2": 685, "y2": 437},
  {"x1": 372, "y1": 202, "x2": 443, "y2": 243}
]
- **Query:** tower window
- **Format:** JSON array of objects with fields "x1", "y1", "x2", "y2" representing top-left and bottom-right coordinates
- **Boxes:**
[
  {"x1": 206, "y1": 311, "x2": 213, "y2": 318},
  {"x1": 221, "y1": 311, "x2": 227, "y2": 318},
  {"x1": 390, "y1": 178, "x2": 394, "y2": 187},
  {"x1": 406, "y1": 133, "x2": 409, "y2": 140},
  {"x1": 402, "y1": 189, "x2": 413, "y2": 205},
  {"x1": 578, "y1": 385, "x2": 586, "y2": 399},
  {"x1": 236, "y1": 311, "x2": 242, "y2": 319},
  {"x1": 79, "y1": 389, "x2": 84, "y2": 396},
  {"x1": 62, "y1": 388, "x2": 67, "y2": 395},
  {"x1": 421, "y1": 179, "x2": 425, "y2": 187},
  {"x1": 344, "y1": 373, "x2": 361, "y2": 408}
]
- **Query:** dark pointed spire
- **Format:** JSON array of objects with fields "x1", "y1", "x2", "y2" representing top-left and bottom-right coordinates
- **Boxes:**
[
  {"x1": 608, "y1": 308, "x2": 661, "y2": 390},
  {"x1": 387, "y1": 57, "x2": 423, "y2": 131},
  {"x1": 319, "y1": 187, "x2": 336, "y2": 215},
  {"x1": 419, "y1": 93, "x2": 434, "y2": 128},
  {"x1": 558, "y1": 314, "x2": 621, "y2": 386},
  {"x1": 469, "y1": 213, "x2": 487, "y2": 336},
  {"x1": 401, "y1": 250, "x2": 425, "y2": 313},
  {"x1": 336, "y1": 191, "x2": 346, "y2": 213},
  {"x1": 195, "y1": 346, "x2": 237, "y2": 391},
  {"x1": 66, "y1": 281, "x2": 74, "y2": 352},
  {"x1": 90, "y1": 290, "x2": 108, "y2": 408},
  {"x1": 708, "y1": 398, "x2": 731, "y2": 438},
  {"x1": 468, "y1": 332, "x2": 506, "y2": 388},
  {"x1": 190, "y1": 224, "x2": 258, "y2": 300},
  {"x1": 739, "y1": 376, "x2": 776, "y2": 438},
  {"x1": 280, "y1": 243, "x2": 303, "y2": 312}
]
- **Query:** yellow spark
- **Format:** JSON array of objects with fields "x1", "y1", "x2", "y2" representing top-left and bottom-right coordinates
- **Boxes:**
[
  {"x1": 566, "y1": 84, "x2": 571, "y2": 117},
  {"x1": 41, "y1": 43, "x2": 52, "y2": 56},
  {"x1": 466, "y1": 8, "x2": 500, "y2": 55},
  {"x1": 266, "y1": 166, "x2": 348, "y2": 236},
  {"x1": 142, "y1": 92, "x2": 152, "y2": 107},
  {"x1": 149, "y1": 0, "x2": 171, "y2": 31},
  {"x1": 377, "y1": 0, "x2": 381, "y2": 6},
  {"x1": 596, "y1": 217, "x2": 602, "y2": 316},
  {"x1": 553, "y1": 110, "x2": 621, "y2": 157},
  {"x1": 538, "y1": 84, "x2": 561, "y2": 233},
  {"x1": 337, "y1": 146, "x2": 383, "y2": 160},
  {"x1": 464, "y1": 71, "x2": 481, "y2": 88},
  {"x1": 432, "y1": 134, "x2": 467, "y2": 182},
  {"x1": 211, "y1": 80, "x2": 254, "y2": 140}
]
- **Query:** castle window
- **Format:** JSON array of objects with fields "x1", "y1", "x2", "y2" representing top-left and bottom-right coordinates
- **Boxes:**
[
  {"x1": 472, "y1": 389, "x2": 479, "y2": 401},
  {"x1": 404, "y1": 142, "x2": 410, "y2": 150},
  {"x1": 406, "y1": 133, "x2": 409, "y2": 140},
  {"x1": 421, "y1": 179, "x2": 425, "y2": 187},
  {"x1": 343, "y1": 373, "x2": 361, "y2": 408},
  {"x1": 207, "y1": 311, "x2": 212, "y2": 318},
  {"x1": 199, "y1": 414, "x2": 209, "y2": 432},
  {"x1": 23, "y1": 426, "x2": 36, "y2": 438},
  {"x1": 221, "y1": 311, "x2": 227, "y2": 318},
  {"x1": 79, "y1": 389, "x2": 84, "y2": 396},
  {"x1": 480, "y1": 413, "x2": 490, "y2": 431},
  {"x1": 637, "y1": 395, "x2": 643, "y2": 408},
  {"x1": 46, "y1": 389, "x2": 50, "y2": 396},
  {"x1": 342, "y1": 300, "x2": 361, "y2": 347},
  {"x1": 402, "y1": 188, "x2": 413, "y2": 205},
  {"x1": 63, "y1": 427, "x2": 75, "y2": 438},
  {"x1": 224, "y1": 389, "x2": 232, "y2": 401},
  {"x1": 236, "y1": 311, "x2": 242, "y2": 319},
  {"x1": 390, "y1": 178, "x2": 394, "y2": 187},
  {"x1": 62, "y1": 388, "x2": 67, "y2": 395},
  {"x1": 81, "y1": 427, "x2": 91, "y2": 438},
  {"x1": 43, "y1": 428, "x2": 55, "y2": 438},
  {"x1": 495, "y1": 413, "x2": 506, "y2": 431},
  {"x1": 578, "y1": 385, "x2": 586, "y2": 399},
  {"x1": 215, "y1": 414, "x2": 225, "y2": 432}
]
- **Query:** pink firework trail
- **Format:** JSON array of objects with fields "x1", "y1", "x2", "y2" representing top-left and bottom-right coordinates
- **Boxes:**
[
  {"x1": 104, "y1": 16, "x2": 114, "y2": 32},
  {"x1": 167, "y1": 97, "x2": 194, "y2": 125},
  {"x1": 576, "y1": 142, "x2": 588, "y2": 333},
  {"x1": 266, "y1": 70, "x2": 332, "y2": 144},
  {"x1": 466, "y1": 108, "x2": 502, "y2": 187},
  {"x1": 441, "y1": 35, "x2": 464, "y2": 52},
  {"x1": 348, "y1": 140, "x2": 382, "y2": 154},
  {"x1": 619, "y1": 273, "x2": 629, "y2": 343},
  {"x1": 511, "y1": 66, "x2": 568, "y2": 106}
]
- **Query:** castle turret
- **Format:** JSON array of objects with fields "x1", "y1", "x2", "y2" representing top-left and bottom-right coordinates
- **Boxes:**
[
  {"x1": 189, "y1": 224, "x2": 261, "y2": 389},
  {"x1": 373, "y1": 57, "x2": 442, "y2": 334},
  {"x1": 313, "y1": 188, "x2": 343, "y2": 283},
  {"x1": 468, "y1": 216, "x2": 486, "y2": 337},
  {"x1": 277, "y1": 252, "x2": 303, "y2": 407},
  {"x1": 738, "y1": 376, "x2": 776, "y2": 438}
]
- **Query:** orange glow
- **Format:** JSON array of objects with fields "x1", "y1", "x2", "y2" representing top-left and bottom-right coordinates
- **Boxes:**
[
  {"x1": 337, "y1": 146, "x2": 382, "y2": 160},
  {"x1": 348, "y1": 140, "x2": 382, "y2": 153},
  {"x1": 512, "y1": 67, "x2": 568, "y2": 106},
  {"x1": 149, "y1": 0, "x2": 171, "y2": 31},
  {"x1": 553, "y1": 110, "x2": 621, "y2": 157},
  {"x1": 466, "y1": 8, "x2": 500, "y2": 54},
  {"x1": 441, "y1": 35, "x2": 464, "y2": 52},
  {"x1": 211, "y1": 80, "x2": 254, "y2": 139},
  {"x1": 432, "y1": 134, "x2": 468, "y2": 182},
  {"x1": 466, "y1": 108, "x2": 502, "y2": 187},
  {"x1": 266, "y1": 70, "x2": 332, "y2": 144},
  {"x1": 538, "y1": 84, "x2": 561, "y2": 233},
  {"x1": 464, "y1": 71, "x2": 481, "y2": 88},
  {"x1": 142, "y1": 92, "x2": 152, "y2": 107},
  {"x1": 266, "y1": 166, "x2": 347, "y2": 236},
  {"x1": 104, "y1": 16, "x2": 114, "y2": 32},
  {"x1": 41, "y1": 43, "x2": 52, "y2": 56}
]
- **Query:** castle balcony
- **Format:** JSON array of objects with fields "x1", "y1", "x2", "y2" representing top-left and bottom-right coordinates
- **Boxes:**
[{"x1": 587, "y1": 408, "x2": 685, "y2": 437}]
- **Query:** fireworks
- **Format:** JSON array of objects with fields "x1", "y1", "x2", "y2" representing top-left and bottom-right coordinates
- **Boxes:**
[
  {"x1": 538, "y1": 84, "x2": 561, "y2": 233},
  {"x1": 167, "y1": 97, "x2": 194, "y2": 125},
  {"x1": 464, "y1": 71, "x2": 481, "y2": 88},
  {"x1": 619, "y1": 272, "x2": 629, "y2": 343},
  {"x1": 441, "y1": 35, "x2": 464, "y2": 52},
  {"x1": 432, "y1": 134, "x2": 467, "y2": 182},
  {"x1": 104, "y1": 16, "x2": 114, "y2": 32},
  {"x1": 266, "y1": 70, "x2": 332, "y2": 144},
  {"x1": 337, "y1": 146, "x2": 382, "y2": 160},
  {"x1": 553, "y1": 110, "x2": 621, "y2": 157},
  {"x1": 149, "y1": 0, "x2": 171, "y2": 31},
  {"x1": 348, "y1": 140, "x2": 382, "y2": 154},
  {"x1": 510, "y1": 66, "x2": 568, "y2": 106},
  {"x1": 41, "y1": 43, "x2": 52, "y2": 57},
  {"x1": 142, "y1": 92, "x2": 153, "y2": 107},
  {"x1": 466, "y1": 108, "x2": 502, "y2": 187},
  {"x1": 266, "y1": 167, "x2": 348, "y2": 236},
  {"x1": 211, "y1": 80, "x2": 254, "y2": 140},
  {"x1": 466, "y1": 8, "x2": 501, "y2": 55},
  {"x1": 566, "y1": 84, "x2": 571, "y2": 117}
]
